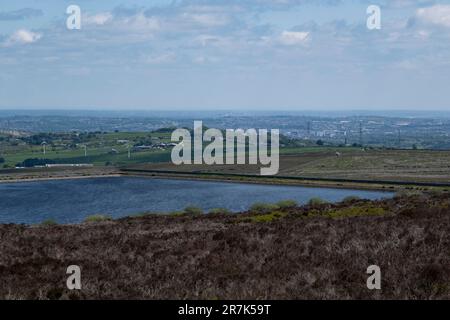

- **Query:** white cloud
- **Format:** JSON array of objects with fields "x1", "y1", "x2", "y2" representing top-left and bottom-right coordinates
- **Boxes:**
[
  {"x1": 120, "y1": 13, "x2": 160, "y2": 31},
  {"x1": 182, "y1": 13, "x2": 229, "y2": 27},
  {"x1": 4, "y1": 29, "x2": 42, "y2": 46},
  {"x1": 84, "y1": 12, "x2": 113, "y2": 26},
  {"x1": 279, "y1": 31, "x2": 309, "y2": 45},
  {"x1": 82, "y1": 11, "x2": 160, "y2": 34},
  {"x1": 416, "y1": 5, "x2": 450, "y2": 28}
]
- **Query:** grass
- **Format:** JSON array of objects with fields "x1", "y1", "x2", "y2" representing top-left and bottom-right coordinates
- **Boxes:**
[
  {"x1": 83, "y1": 214, "x2": 112, "y2": 223},
  {"x1": 40, "y1": 219, "x2": 58, "y2": 226},
  {"x1": 308, "y1": 197, "x2": 328, "y2": 206},
  {"x1": 342, "y1": 196, "x2": 361, "y2": 203},
  {"x1": 249, "y1": 202, "x2": 280, "y2": 214},
  {"x1": 248, "y1": 211, "x2": 288, "y2": 223},
  {"x1": 169, "y1": 211, "x2": 185, "y2": 216},
  {"x1": 183, "y1": 206, "x2": 203, "y2": 215},
  {"x1": 128, "y1": 148, "x2": 450, "y2": 186},
  {"x1": 131, "y1": 212, "x2": 156, "y2": 218},
  {"x1": 276, "y1": 199, "x2": 298, "y2": 209},
  {"x1": 0, "y1": 130, "x2": 174, "y2": 167},
  {"x1": 209, "y1": 208, "x2": 232, "y2": 215}
]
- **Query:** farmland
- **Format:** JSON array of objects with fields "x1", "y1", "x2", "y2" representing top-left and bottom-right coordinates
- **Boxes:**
[
  {"x1": 127, "y1": 148, "x2": 450, "y2": 186},
  {"x1": 0, "y1": 130, "x2": 173, "y2": 168},
  {"x1": 1, "y1": 127, "x2": 450, "y2": 189}
]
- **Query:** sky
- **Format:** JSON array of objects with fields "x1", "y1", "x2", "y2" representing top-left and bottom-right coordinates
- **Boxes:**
[{"x1": 0, "y1": 0, "x2": 450, "y2": 111}]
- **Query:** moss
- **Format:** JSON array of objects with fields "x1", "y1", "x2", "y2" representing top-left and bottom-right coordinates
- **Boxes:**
[
  {"x1": 248, "y1": 211, "x2": 288, "y2": 223},
  {"x1": 208, "y1": 208, "x2": 232, "y2": 215},
  {"x1": 276, "y1": 200, "x2": 298, "y2": 209},
  {"x1": 40, "y1": 219, "x2": 58, "y2": 226},
  {"x1": 183, "y1": 206, "x2": 203, "y2": 215},
  {"x1": 308, "y1": 197, "x2": 328, "y2": 206},
  {"x1": 169, "y1": 211, "x2": 185, "y2": 216},
  {"x1": 84, "y1": 214, "x2": 112, "y2": 223},
  {"x1": 131, "y1": 212, "x2": 154, "y2": 218},
  {"x1": 249, "y1": 202, "x2": 280, "y2": 214}
]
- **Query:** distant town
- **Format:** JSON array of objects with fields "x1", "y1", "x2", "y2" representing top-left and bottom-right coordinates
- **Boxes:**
[{"x1": 1, "y1": 111, "x2": 450, "y2": 152}]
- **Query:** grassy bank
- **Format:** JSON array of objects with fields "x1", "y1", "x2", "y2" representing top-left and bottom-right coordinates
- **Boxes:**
[{"x1": 0, "y1": 192, "x2": 448, "y2": 299}]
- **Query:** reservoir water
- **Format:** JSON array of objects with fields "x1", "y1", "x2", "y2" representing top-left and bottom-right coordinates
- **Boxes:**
[{"x1": 0, "y1": 177, "x2": 393, "y2": 224}]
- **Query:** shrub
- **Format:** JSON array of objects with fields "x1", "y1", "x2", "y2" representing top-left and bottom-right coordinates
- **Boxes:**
[
  {"x1": 342, "y1": 196, "x2": 361, "y2": 203},
  {"x1": 16, "y1": 158, "x2": 56, "y2": 168},
  {"x1": 394, "y1": 190, "x2": 423, "y2": 199},
  {"x1": 132, "y1": 212, "x2": 154, "y2": 218},
  {"x1": 84, "y1": 214, "x2": 112, "y2": 223},
  {"x1": 0, "y1": 157, "x2": 5, "y2": 164},
  {"x1": 183, "y1": 206, "x2": 203, "y2": 215},
  {"x1": 250, "y1": 202, "x2": 280, "y2": 214},
  {"x1": 208, "y1": 208, "x2": 232, "y2": 215},
  {"x1": 276, "y1": 199, "x2": 298, "y2": 209},
  {"x1": 169, "y1": 211, "x2": 185, "y2": 216},
  {"x1": 249, "y1": 211, "x2": 288, "y2": 223},
  {"x1": 41, "y1": 219, "x2": 57, "y2": 226},
  {"x1": 326, "y1": 206, "x2": 386, "y2": 219},
  {"x1": 308, "y1": 197, "x2": 328, "y2": 206}
]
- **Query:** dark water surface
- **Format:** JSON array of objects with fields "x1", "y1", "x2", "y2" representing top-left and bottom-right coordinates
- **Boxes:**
[{"x1": 0, "y1": 177, "x2": 393, "y2": 224}]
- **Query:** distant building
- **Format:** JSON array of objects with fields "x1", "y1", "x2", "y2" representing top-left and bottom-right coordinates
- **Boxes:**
[{"x1": 45, "y1": 164, "x2": 94, "y2": 168}]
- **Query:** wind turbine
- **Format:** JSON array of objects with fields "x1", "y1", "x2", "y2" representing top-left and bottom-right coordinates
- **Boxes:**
[{"x1": 41, "y1": 141, "x2": 47, "y2": 155}]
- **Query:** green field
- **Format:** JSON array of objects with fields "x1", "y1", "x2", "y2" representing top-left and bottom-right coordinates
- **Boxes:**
[
  {"x1": 0, "y1": 131, "x2": 174, "y2": 167},
  {"x1": 2, "y1": 130, "x2": 450, "y2": 187}
]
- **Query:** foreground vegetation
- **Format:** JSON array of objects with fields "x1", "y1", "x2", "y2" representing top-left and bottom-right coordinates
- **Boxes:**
[{"x1": 0, "y1": 192, "x2": 448, "y2": 300}]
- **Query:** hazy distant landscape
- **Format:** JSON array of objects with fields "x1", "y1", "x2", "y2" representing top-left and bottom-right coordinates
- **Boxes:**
[
  {"x1": 2, "y1": 110, "x2": 450, "y2": 149},
  {"x1": 2, "y1": 0, "x2": 450, "y2": 303}
]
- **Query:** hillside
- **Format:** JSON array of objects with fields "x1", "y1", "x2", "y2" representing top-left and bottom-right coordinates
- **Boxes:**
[{"x1": 0, "y1": 191, "x2": 448, "y2": 300}]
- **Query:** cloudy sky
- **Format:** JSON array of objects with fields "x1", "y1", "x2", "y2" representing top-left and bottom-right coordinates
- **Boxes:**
[{"x1": 1, "y1": 0, "x2": 450, "y2": 110}]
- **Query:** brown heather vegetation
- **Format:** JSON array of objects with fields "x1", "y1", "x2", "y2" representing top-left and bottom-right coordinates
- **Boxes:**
[{"x1": 0, "y1": 192, "x2": 449, "y2": 300}]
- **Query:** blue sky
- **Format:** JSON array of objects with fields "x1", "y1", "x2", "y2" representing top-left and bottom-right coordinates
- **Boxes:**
[{"x1": 1, "y1": 0, "x2": 450, "y2": 110}]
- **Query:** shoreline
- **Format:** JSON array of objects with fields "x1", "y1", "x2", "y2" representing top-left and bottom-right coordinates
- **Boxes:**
[
  {"x1": 122, "y1": 172, "x2": 400, "y2": 192},
  {"x1": 0, "y1": 167, "x2": 444, "y2": 192},
  {"x1": 0, "y1": 174, "x2": 122, "y2": 184},
  {"x1": 0, "y1": 172, "x2": 442, "y2": 192},
  {"x1": 0, "y1": 169, "x2": 398, "y2": 191}
]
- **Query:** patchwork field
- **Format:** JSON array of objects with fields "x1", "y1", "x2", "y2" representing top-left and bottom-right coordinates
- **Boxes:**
[{"x1": 127, "y1": 149, "x2": 450, "y2": 185}]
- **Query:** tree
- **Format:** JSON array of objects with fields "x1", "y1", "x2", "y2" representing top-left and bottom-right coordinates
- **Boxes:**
[
  {"x1": 16, "y1": 158, "x2": 56, "y2": 168},
  {"x1": 0, "y1": 157, "x2": 5, "y2": 164}
]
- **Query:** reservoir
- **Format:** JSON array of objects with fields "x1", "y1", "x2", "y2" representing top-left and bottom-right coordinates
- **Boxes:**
[{"x1": 0, "y1": 177, "x2": 393, "y2": 224}]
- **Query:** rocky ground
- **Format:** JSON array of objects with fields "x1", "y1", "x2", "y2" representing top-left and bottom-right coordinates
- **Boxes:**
[{"x1": 0, "y1": 192, "x2": 449, "y2": 300}]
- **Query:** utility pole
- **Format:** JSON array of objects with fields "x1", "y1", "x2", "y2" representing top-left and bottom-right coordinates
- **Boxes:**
[
  {"x1": 83, "y1": 145, "x2": 87, "y2": 157},
  {"x1": 359, "y1": 121, "x2": 363, "y2": 146}
]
